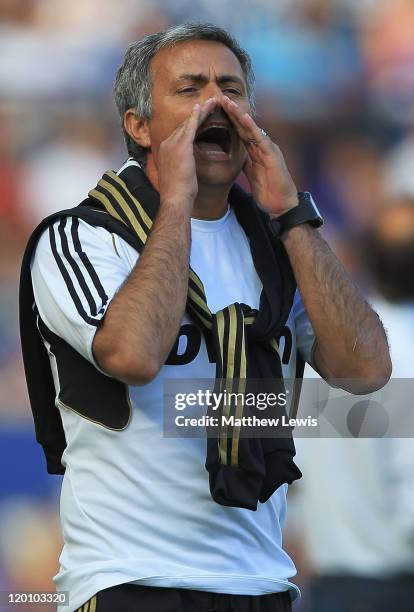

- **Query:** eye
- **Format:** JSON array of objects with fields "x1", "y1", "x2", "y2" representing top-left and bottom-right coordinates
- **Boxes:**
[
  {"x1": 177, "y1": 87, "x2": 198, "y2": 94},
  {"x1": 223, "y1": 87, "x2": 242, "y2": 95}
]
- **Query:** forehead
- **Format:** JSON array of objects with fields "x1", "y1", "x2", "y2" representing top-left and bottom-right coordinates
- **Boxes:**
[{"x1": 150, "y1": 39, "x2": 246, "y2": 85}]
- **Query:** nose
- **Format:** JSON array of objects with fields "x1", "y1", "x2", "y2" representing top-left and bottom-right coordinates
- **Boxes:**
[
  {"x1": 200, "y1": 97, "x2": 229, "y2": 126},
  {"x1": 202, "y1": 83, "x2": 226, "y2": 108}
]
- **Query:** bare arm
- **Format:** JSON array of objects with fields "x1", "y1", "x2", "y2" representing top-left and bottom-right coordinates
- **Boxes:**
[
  {"x1": 93, "y1": 99, "x2": 216, "y2": 385},
  {"x1": 221, "y1": 94, "x2": 392, "y2": 393},
  {"x1": 281, "y1": 224, "x2": 392, "y2": 392},
  {"x1": 92, "y1": 202, "x2": 190, "y2": 384}
]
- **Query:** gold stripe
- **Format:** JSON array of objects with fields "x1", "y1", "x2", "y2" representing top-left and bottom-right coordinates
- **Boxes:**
[
  {"x1": 231, "y1": 376, "x2": 246, "y2": 467},
  {"x1": 89, "y1": 595, "x2": 97, "y2": 612},
  {"x1": 269, "y1": 337, "x2": 281, "y2": 357},
  {"x1": 88, "y1": 207, "x2": 107, "y2": 214},
  {"x1": 83, "y1": 601, "x2": 89, "y2": 612},
  {"x1": 187, "y1": 287, "x2": 212, "y2": 322},
  {"x1": 216, "y1": 310, "x2": 228, "y2": 464},
  {"x1": 231, "y1": 335, "x2": 282, "y2": 468},
  {"x1": 189, "y1": 271, "x2": 208, "y2": 302},
  {"x1": 106, "y1": 170, "x2": 152, "y2": 229},
  {"x1": 226, "y1": 304, "x2": 237, "y2": 379},
  {"x1": 215, "y1": 310, "x2": 225, "y2": 377},
  {"x1": 244, "y1": 316, "x2": 255, "y2": 325},
  {"x1": 190, "y1": 270, "x2": 205, "y2": 294},
  {"x1": 239, "y1": 321, "x2": 247, "y2": 380},
  {"x1": 89, "y1": 189, "x2": 124, "y2": 222},
  {"x1": 111, "y1": 233, "x2": 121, "y2": 258},
  {"x1": 227, "y1": 305, "x2": 244, "y2": 467},
  {"x1": 230, "y1": 309, "x2": 247, "y2": 466},
  {"x1": 98, "y1": 179, "x2": 148, "y2": 244},
  {"x1": 187, "y1": 304, "x2": 211, "y2": 330}
]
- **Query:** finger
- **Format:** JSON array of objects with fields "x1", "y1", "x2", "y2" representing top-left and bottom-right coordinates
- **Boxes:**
[
  {"x1": 241, "y1": 113, "x2": 270, "y2": 147},
  {"x1": 183, "y1": 102, "x2": 201, "y2": 135},
  {"x1": 222, "y1": 96, "x2": 271, "y2": 149},
  {"x1": 167, "y1": 102, "x2": 201, "y2": 144},
  {"x1": 221, "y1": 95, "x2": 255, "y2": 137},
  {"x1": 185, "y1": 97, "x2": 217, "y2": 140},
  {"x1": 167, "y1": 97, "x2": 217, "y2": 146},
  {"x1": 243, "y1": 154, "x2": 254, "y2": 183},
  {"x1": 198, "y1": 97, "x2": 218, "y2": 126}
]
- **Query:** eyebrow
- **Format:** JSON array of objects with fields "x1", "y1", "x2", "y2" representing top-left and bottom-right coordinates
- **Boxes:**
[{"x1": 175, "y1": 73, "x2": 246, "y2": 89}]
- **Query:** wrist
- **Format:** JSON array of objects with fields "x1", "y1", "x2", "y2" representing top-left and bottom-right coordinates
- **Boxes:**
[
  {"x1": 160, "y1": 196, "x2": 194, "y2": 213},
  {"x1": 268, "y1": 195, "x2": 299, "y2": 221},
  {"x1": 268, "y1": 191, "x2": 323, "y2": 238}
]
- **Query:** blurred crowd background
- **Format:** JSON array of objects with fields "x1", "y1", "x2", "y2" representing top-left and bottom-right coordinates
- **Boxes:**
[{"x1": 1, "y1": 0, "x2": 414, "y2": 610}]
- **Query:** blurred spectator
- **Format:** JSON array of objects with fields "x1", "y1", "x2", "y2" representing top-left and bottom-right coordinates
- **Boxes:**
[
  {"x1": 384, "y1": 130, "x2": 414, "y2": 199},
  {"x1": 0, "y1": 110, "x2": 26, "y2": 269},
  {"x1": 366, "y1": 197, "x2": 414, "y2": 307},
  {"x1": 289, "y1": 199, "x2": 414, "y2": 611},
  {"x1": 314, "y1": 135, "x2": 384, "y2": 239},
  {"x1": 360, "y1": 0, "x2": 414, "y2": 125},
  {"x1": 19, "y1": 112, "x2": 114, "y2": 226}
]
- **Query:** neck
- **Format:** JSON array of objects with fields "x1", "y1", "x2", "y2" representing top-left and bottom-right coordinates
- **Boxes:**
[
  {"x1": 192, "y1": 182, "x2": 230, "y2": 220},
  {"x1": 144, "y1": 155, "x2": 231, "y2": 221}
]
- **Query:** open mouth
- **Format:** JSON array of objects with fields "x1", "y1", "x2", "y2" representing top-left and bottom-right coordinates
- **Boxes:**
[{"x1": 195, "y1": 124, "x2": 231, "y2": 156}]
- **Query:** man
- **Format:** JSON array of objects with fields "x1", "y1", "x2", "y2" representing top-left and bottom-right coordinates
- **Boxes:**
[
  {"x1": 20, "y1": 23, "x2": 391, "y2": 612},
  {"x1": 292, "y1": 198, "x2": 414, "y2": 612}
]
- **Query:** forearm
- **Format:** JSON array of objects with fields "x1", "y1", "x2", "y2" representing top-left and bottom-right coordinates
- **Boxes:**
[
  {"x1": 218, "y1": 96, "x2": 391, "y2": 391},
  {"x1": 93, "y1": 201, "x2": 191, "y2": 384},
  {"x1": 281, "y1": 224, "x2": 392, "y2": 392},
  {"x1": 94, "y1": 99, "x2": 217, "y2": 384}
]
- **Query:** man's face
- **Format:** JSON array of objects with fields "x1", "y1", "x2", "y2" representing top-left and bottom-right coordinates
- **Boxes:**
[{"x1": 147, "y1": 39, "x2": 250, "y2": 187}]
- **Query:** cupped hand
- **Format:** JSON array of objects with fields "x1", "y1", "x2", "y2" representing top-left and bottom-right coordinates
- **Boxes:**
[
  {"x1": 157, "y1": 98, "x2": 217, "y2": 210},
  {"x1": 221, "y1": 96, "x2": 298, "y2": 218}
]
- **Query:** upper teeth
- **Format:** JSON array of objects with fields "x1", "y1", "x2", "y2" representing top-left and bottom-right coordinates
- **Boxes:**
[{"x1": 198, "y1": 124, "x2": 229, "y2": 136}]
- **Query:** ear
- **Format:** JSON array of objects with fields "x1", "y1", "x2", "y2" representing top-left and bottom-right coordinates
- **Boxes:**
[{"x1": 124, "y1": 109, "x2": 151, "y2": 149}]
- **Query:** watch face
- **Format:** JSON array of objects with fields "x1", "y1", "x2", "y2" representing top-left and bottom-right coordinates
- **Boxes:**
[
  {"x1": 268, "y1": 193, "x2": 324, "y2": 237},
  {"x1": 307, "y1": 193, "x2": 323, "y2": 220},
  {"x1": 299, "y1": 192, "x2": 323, "y2": 227}
]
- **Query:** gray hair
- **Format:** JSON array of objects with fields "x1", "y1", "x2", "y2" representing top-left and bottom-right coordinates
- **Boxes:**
[{"x1": 114, "y1": 22, "x2": 255, "y2": 162}]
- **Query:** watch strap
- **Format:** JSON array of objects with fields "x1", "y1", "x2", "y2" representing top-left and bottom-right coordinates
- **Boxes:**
[{"x1": 268, "y1": 192, "x2": 323, "y2": 237}]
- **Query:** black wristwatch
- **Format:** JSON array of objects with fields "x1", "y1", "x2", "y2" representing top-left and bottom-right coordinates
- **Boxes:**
[{"x1": 268, "y1": 192, "x2": 323, "y2": 238}]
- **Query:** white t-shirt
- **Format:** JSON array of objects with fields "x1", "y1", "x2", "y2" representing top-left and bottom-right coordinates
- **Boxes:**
[{"x1": 31, "y1": 170, "x2": 315, "y2": 612}]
